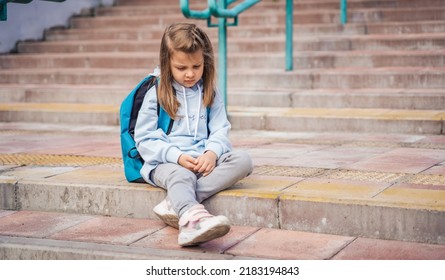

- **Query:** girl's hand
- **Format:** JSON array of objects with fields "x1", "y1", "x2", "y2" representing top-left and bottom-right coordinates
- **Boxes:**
[
  {"x1": 178, "y1": 154, "x2": 198, "y2": 172},
  {"x1": 194, "y1": 151, "x2": 217, "y2": 176}
]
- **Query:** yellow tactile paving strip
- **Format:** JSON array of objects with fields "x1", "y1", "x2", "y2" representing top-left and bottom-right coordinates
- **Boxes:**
[
  {"x1": 256, "y1": 165, "x2": 445, "y2": 186},
  {"x1": 321, "y1": 169, "x2": 406, "y2": 183},
  {"x1": 0, "y1": 153, "x2": 122, "y2": 167},
  {"x1": 408, "y1": 174, "x2": 445, "y2": 185},
  {"x1": 254, "y1": 165, "x2": 325, "y2": 177},
  {"x1": 0, "y1": 154, "x2": 443, "y2": 187}
]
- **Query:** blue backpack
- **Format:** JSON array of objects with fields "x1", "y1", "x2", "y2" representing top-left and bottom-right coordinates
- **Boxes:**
[{"x1": 120, "y1": 75, "x2": 173, "y2": 183}]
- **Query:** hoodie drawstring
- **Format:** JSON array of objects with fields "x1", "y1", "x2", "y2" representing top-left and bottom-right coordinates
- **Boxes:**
[
  {"x1": 182, "y1": 87, "x2": 192, "y2": 136},
  {"x1": 181, "y1": 85, "x2": 202, "y2": 141},
  {"x1": 194, "y1": 84, "x2": 202, "y2": 141}
]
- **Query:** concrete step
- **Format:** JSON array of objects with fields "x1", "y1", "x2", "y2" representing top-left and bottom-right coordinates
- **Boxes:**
[
  {"x1": 228, "y1": 106, "x2": 445, "y2": 134},
  {"x1": 37, "y1": 32, "x2": 445, "y2": 53},
  {"x1": 1, "y1": 67, "x2": 444, "y2": 89},
  {"x1": 69, "y1": 8, "x2": 445, "y2": 29},
  {"x1": 2, "y1": 50, "x2": 444, "y2": 69},
  {"x1": 46, "y1": 25, "x2": 363, "y2": 41},
  {"x1": 0, "y1": 84, "x2": 131, "y2": 105},
  {"x1": 1, "y1": 123, "x2": 444, "y2": 246},
  {"x1": 2, "y1": 211, "x2": 445, "y2": 260},
  {"x1": 48, "y1": 20, "x2": 445, "y2": 41},
  {"x1": 1, "y1": 85, "x2": 444, "y2": 111},
  {"x1": 97, "y1": 0, "x2": 445, "y2": 16},
  {"x1": 0, "y1": 234, "x2": 232, "y2": 260},
  {"x1": 1, "y1": 102, "x2": 444, "y2": 134},
  {"x1": 46, "y1": 21, "x2": 445, "y2": 41},
  {"x1": 230, "y1": 88, "x2": 445, "y2": 110},
  {"x1": 0, "y1": 103, "x2": 118, "y2": 125},
  {"x1": 70, "y1": 20, "x2": 445, "y2": 36},
  {"x1": 18, "y1": 32, "x2": 445, "y2": 54}
]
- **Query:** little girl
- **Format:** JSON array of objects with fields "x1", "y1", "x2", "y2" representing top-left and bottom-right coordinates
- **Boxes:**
[{"x1": 134, "y1": 23, "x2": 253, "y2": 246}]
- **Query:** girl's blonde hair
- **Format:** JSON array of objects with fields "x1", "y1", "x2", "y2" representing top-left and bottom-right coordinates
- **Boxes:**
[{"x1": 158, "y1": 23, "x2": 216, "y2": 119}]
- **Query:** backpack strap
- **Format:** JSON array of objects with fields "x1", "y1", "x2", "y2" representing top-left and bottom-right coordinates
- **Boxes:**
[
  {"x1": 155, "y1": 80, "x2": 174, "y2": 134},
  {"x1": 128, "y1": 75, "x2": 158, "y2": 137}
]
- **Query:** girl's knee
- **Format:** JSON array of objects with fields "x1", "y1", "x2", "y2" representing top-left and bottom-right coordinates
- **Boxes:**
[
  {"x1": 230, "y1": 150, "x2": 254, "y2": 176},
  {"x1": 166, "y1": 167, "x2": 197, "y2": 185}
]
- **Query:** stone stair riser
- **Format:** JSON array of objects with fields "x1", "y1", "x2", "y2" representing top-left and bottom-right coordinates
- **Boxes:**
[
  {"x1": 2, "y1": 88, "x2": 444, "y2": 111},
  {"x1": 2, "y1": 180, "x2": 444, "y2": 245},
  {"x1": 289, "y1": 92, "x2": 445, "y2": 110},
  {"x1": 0, "y1": 111, "x2": 119, "y2": 126},
  {"x1": 108, "y1": 0, "x2": 443, "y2": 13},
  {"x1": 18, "y1": 35, "x2": 445, "y2": 53},
  {"x1": 46, "y1": 26, "x2": 368, "y2": 41},
  {"x1": 229, "y1": 115, "x2": 443, "y2": 135},
  {"x1": 70, "y1": 8, "x2": 445, "y2": 29},
  {"x1": 0, "y1": 87, "x2": 129, "y2": 105},
  {"x1": 40, "y1": 35, "x2": 445, "y2": 54},
  {"x1": 2, "y1": 53, "x2": 444, "y2": 69},
  {"x1": 279, "y1": 199, "x2": 445, "y2": 245},
  {"x1": 230, "y1": 91, "x2": 445, "y2": 110},
  {"x1": 96, "y1": 0, "x2": 445, "y2": 16},
  {"x1": 2, "y1": 71, "x2": 445, "y2": 89},
  {"x1": 44, "y1": 22, "x2": 445, "y2": 41},
  {"x1": 4, "y1": 109, "x2": 442, "y2": 134}
]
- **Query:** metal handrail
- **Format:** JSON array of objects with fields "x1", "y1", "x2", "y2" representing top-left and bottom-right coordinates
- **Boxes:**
[
  {"x1": 180, "y1": 0, "x2": 260, "y2": 109},
  {"x1": 180, "y1": 0, "x2": 347, "y2": 101},
  {"x1": 209, "y1": 0, "x2": 260, "y2": 18},
  {"x1": 180, "y1": 0, "x2": 209, "y2": 19}
]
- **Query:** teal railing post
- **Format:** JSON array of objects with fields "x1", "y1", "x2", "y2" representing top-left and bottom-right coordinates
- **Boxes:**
[
  {"x1": 181, "y1": 0, "x2": 260, "y2": 110},
  {"x1": 340, "y1": 0, "x2": 347, "y2": 25},
  {"x1": 217, "y1": 0, "x2": 228, "y2": 107},
  {"x1": 285, "y1": 0, "x2": 293, "y2": 71},
  {"x1": 180, "y1": 0, "x2": 210, "y2": 19},
  {"x1": 0, "y1": 1, "x2": 6, "y2": 20}
]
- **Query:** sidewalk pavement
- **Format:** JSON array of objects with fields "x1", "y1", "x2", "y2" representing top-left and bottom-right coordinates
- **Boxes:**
[{"x1": 0, "y1": 122, "x2": 445, "y2": 260}]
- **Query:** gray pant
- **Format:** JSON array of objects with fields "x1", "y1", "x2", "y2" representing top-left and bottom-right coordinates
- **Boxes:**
[{"x1": 151, "y1": 150, "x2": 253, "y2": 217}]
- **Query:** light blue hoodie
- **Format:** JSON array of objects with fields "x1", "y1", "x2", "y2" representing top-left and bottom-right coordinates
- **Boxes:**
[{"x1": 134, "y1": 75, "x2": 232, "y2": 185}]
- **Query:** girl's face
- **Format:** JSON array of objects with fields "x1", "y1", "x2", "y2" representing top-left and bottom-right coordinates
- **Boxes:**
[{"x1": 170, "y1": 49, "x2": 204, "y2": 88}]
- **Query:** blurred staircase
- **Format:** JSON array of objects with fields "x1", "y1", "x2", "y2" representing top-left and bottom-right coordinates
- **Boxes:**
[
  {"x1": 0, "y1": 0, "x2": 444, "y2": 134},
  {"x1": 1, "y1": 0, "x2": 445, "y2": 259}
]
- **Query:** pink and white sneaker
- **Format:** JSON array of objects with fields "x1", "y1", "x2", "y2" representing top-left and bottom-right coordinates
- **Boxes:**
[
  {"x1": 178, "y1": 204, "x2": 230, "y2": 247},
  {"x1": 153, "y1": 198, "x2": 179, "y2": 229}
]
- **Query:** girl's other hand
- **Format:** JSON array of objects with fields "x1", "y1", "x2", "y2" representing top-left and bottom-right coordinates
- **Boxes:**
[
  {"x1": 178, "y1": 154, "x2": 198, "y2": 171},
  {"x1": 195, "y1": 151, "x2": 217, "y2": 176}
]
